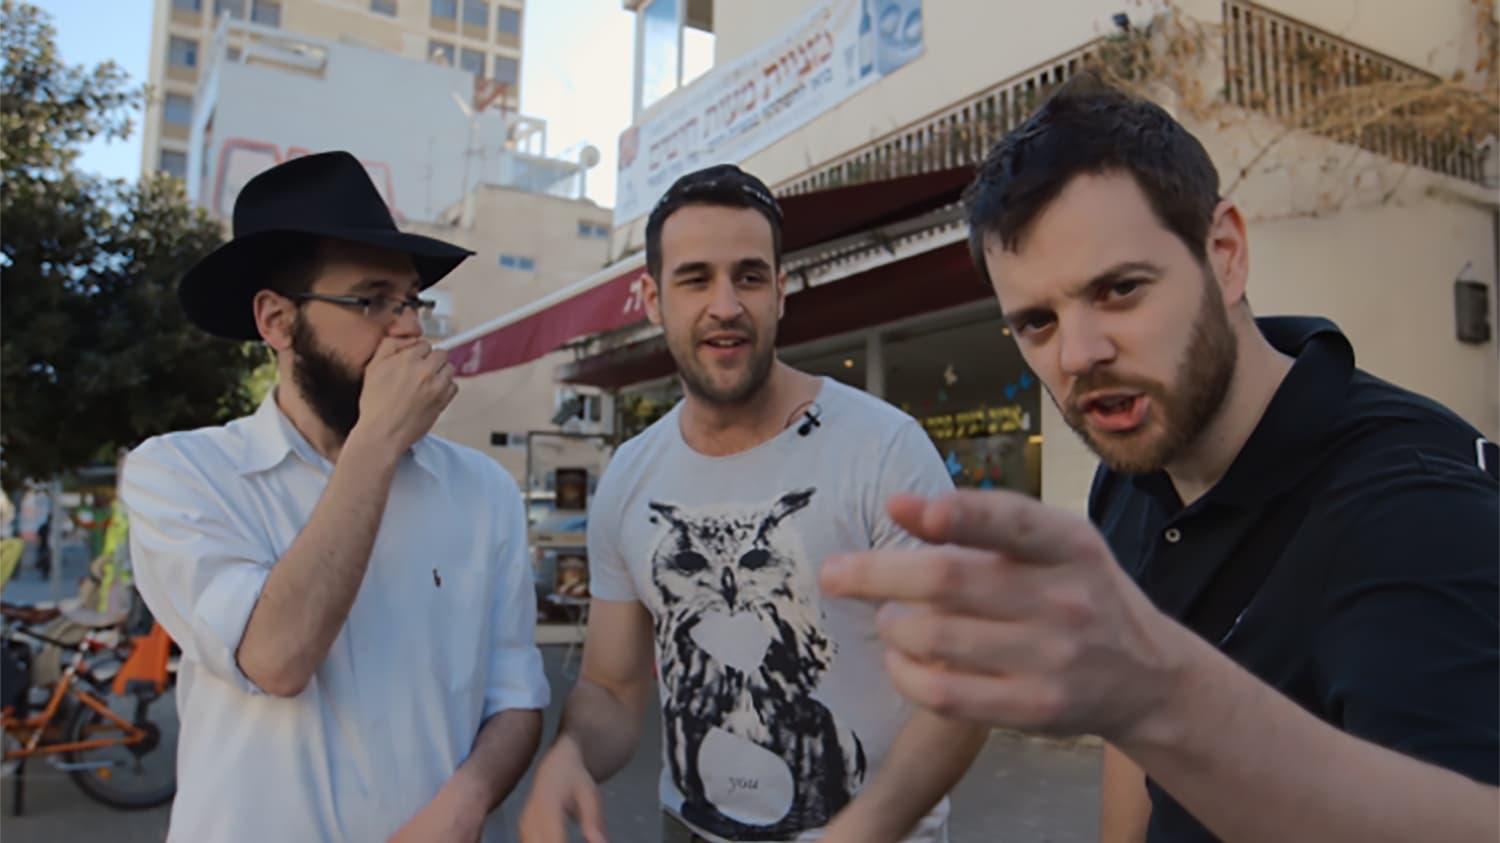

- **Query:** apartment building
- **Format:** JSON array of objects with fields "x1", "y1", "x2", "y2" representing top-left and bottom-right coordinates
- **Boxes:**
[{"x1": 142, "y1": 0, "x2": 525, "y2": 179}]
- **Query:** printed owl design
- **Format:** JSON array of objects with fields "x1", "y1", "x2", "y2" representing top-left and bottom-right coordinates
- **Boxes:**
[{"x1": 647, "y1": 488, "x2": 866, "y2": 840}]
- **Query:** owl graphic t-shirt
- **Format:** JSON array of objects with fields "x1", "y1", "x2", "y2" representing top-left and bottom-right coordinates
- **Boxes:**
[{"x1": 588, "y1": 377, "x2": 956, "y2": 843}]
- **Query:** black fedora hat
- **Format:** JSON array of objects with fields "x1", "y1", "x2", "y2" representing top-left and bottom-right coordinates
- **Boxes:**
[{"x1": 178, "y1": 150, "x2": 474, "y2": 341}]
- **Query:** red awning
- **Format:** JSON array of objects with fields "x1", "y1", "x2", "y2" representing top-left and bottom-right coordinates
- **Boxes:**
[
  {"x1": 780, "y1": 165, "x2": 975, "y2": 252},
  {"x1": 446, "y1": 260, "x2": 648, "y2": 377},
  {"x1": 443, "y1": 166, "x2": 977, "y2": 379}
]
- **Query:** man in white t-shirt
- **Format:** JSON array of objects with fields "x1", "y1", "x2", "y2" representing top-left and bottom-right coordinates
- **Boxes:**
[{"x1": 519, "y1": 165, "x2": 988, "y2": 843}]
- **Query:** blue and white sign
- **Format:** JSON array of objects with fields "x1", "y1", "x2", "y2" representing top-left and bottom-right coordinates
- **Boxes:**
[{"x1": 614, "y1": 0, "x2": 924, "y2": 225}]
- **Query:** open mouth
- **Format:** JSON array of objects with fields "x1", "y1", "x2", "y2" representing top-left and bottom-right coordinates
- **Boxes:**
[
  {"x1": 700, "y1": 334, "x2": 750, "y2": 353},
  {"x1": 1079, "y1": 392, "x2": 1149, "y2": 433}
]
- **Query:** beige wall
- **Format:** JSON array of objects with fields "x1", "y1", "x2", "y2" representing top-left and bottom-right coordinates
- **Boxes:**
[
  {"x1": 613, "y1": 0, "x2": 1128, "y2": 250},
  {"x1": 627, "y1": 0, "x2": 1498, "y2": 514},
  {"x1": 670, "y1": 0, "x2": 1484, "y2": 212},
  {"x1": 412, "y1": 186, "x2": 614, "y2": 479},
  {"x1": 431, "y1": 349, "x2": 576, "y2": 480},
  {"x1": 626, "y1": 0, "x2": 1484, "y2": 241},
  {"x1": 1040, "y1": 400, "x2": 1099, "y2": 516},
  {"x1": 282, "y1": 2, "x2": 418, "y2": 56},
  {"x1": 1247, "y1": 190, "x2": 1499, "y2": 439},
  {"x1": 1200, "y1": 101, "x2": 1499, "y2": 438},
  {"x1": 1252, "y1": 0, "x2": 1484, "y2": 79},
  {"x1": 730, "y1": 0, "x2": 1476, "y2": 189},
  {"x1": 432, "y1": 187, "x2": 614, "y2": 328}
]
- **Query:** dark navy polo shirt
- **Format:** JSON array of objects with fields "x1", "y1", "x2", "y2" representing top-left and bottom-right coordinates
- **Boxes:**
[{"x1": 1089, "y1": 316, "x2": 1500, "y2": 842}]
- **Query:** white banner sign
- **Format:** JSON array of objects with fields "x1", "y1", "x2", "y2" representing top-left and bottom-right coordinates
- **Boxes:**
[{"x1": 614, "y1": 0, "x2": 924, "y2": 225}]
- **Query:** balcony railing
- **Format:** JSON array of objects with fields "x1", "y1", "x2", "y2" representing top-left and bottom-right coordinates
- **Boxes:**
[
  {"x1": 776, "y1": 42, "x2": 1102, "y2": 197},
  {"x1": 775, "y1": 1, "x2": 1485, "y2": 198},
  {"x1": 1223, "y1": 0, "x2": 1484, "y2": 184}
]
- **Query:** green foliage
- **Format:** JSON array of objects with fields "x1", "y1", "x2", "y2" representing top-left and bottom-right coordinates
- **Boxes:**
[{"x1": 1, "y1": 0, "x2": 261, "y2": 486}]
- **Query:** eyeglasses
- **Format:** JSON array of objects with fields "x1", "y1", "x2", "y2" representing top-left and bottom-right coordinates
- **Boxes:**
[{"x1": 289, "y1": 292, "x2": 436, "y2": 322}]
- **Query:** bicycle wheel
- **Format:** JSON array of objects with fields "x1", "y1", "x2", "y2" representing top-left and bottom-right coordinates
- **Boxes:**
[{"x1": 63, "y1": 688, "x2": 176, "y2": 810}]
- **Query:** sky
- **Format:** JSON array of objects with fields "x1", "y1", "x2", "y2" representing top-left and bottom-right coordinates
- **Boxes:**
[
  {"x1": 32, "y1": 0, "x2": 640, "y2": 208},
  {"x1": 35, "y1": 0, "x2": 155, "y2": 182}
]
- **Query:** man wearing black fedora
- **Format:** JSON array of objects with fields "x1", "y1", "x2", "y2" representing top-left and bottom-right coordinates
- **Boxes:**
[{"x1": 121, "y1": 151, "x2": 550, "y2": 842}]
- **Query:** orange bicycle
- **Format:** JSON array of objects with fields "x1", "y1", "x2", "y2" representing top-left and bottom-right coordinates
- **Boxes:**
[{"x1": 1, "y1": 604, "x2": 176, "y2": 814}]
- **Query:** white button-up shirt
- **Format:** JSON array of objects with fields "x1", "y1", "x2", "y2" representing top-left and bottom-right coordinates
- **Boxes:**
[{"x1": 123, "y1": 392, "x2": 549, "y2": 842}]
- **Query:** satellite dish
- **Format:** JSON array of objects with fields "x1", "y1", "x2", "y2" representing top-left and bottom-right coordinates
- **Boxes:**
[{"x1": 579, "y1": 145, "x2": 601, "y2": 169}]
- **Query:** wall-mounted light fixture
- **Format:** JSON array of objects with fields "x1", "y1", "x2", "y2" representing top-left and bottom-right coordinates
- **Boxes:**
[{"x1": 1455, "y1": 261, "x2": 1492, "y2": 344}]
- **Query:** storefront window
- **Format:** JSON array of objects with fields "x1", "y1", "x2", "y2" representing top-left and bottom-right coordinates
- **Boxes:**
[
  {"x1": 616, "y1": 381, "x2": 682, "y2": 442},
  {"x1": 884, "y1": 316, "x2": 1041, "y2": 497},
  {"x1": 795, "y1": 344, "x2": 868, "y2": 392},
  {"x1": 782, "y1": 309, "x2": 1040, "y2": 496}
]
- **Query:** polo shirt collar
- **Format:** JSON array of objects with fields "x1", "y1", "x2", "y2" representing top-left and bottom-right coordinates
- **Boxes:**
[
  {"x1": 1129, "y1": 316, "x2": 1355, "y2": 510},
  {"x1": 237, "y1": 387, "x2": 442, "y2": 479}
]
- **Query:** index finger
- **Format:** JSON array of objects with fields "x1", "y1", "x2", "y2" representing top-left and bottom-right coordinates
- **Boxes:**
[
  {"x1": 423, "y1": 346, "x2": 451, "y2": 373},
  {"x1": 895, "y1": 489, "x2": 1103, "y2": 566},
  {"x1": 820, "y1": 545, "x2": 1015, "y2": 609},
  {"x1": 370, "y1": 336, "x2": 424, "y2": 365},
  {"x1": 575, "y1": 783, "x2": 607, "y2": 843}
]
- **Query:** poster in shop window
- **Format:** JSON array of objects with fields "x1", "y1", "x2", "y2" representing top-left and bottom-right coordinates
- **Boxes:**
[{"x1": 614, "y1": 0, "x2": 925, "y2": 226}]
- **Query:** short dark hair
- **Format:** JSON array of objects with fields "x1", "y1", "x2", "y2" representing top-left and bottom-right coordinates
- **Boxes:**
[
  {"x1": 645, "y1": 164, "x2": 784, "y2": 281},
  {"x1": 963, "y1": 73, "x2": 1221, "y2": 283}
]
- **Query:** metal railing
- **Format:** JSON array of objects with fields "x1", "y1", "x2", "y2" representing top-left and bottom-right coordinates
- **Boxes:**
[
  {"x1": 1221, "y1": 0, "x2": 1482, "y2": 184},
  {"x1": 774, "y1": 2, "x2": 1485, "y2": 199},
  {"x1": 775, "y1": 42, "x2": 1103, "y2": 197}
]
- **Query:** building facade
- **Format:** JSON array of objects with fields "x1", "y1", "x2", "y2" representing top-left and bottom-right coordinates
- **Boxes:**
[
  {"x1": 413, "y1": 185, "x2": 615, "y2": 487},
  {"x1": 184, "y1": 20, "x2": 583, "y2": 225},
  {"x1": 447, "y1": 0, "x2": 1498, "y2": 517},
  {"x1": 143, "y1": 0, "x2": 526, "y2": 180}
]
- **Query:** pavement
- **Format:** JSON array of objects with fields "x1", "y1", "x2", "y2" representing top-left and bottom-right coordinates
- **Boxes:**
[
  {"x1": 3, "y1": 539, "x2": 93, "y2": 607},
  {"x1": 2, "y1": 555, "x2": 1101, "y2": 842}
]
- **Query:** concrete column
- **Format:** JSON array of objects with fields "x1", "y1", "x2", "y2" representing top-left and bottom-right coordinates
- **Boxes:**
[{"x1": 865, "y1": 331, "x2": 886, "y2": 400}]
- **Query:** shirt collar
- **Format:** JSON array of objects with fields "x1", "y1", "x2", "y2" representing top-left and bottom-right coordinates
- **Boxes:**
[
  {"x1": 237, "y1": 388, "x2": 443, "y2": 479},
  {"x1": 1129, "y1": 315, "x2": 1355, "y2": 510}
]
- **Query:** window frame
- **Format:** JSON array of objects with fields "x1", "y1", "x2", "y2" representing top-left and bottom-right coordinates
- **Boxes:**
[
  {"x1": 461, "y1": 0, "x2": 488, "y2": 28},
  {"x1": 168, "y1": 36, "x2": 199, "y2": 68},
  {"x1": 163, "y1": 93, "x2": 194, "y2": 126},
  {"x1": 496, "y1": 5, "x2": 520, "y2": 36}
]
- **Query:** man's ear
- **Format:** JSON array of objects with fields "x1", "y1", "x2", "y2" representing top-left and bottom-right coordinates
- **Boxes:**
[
  {"x1": 1206, "y1": 199, "x2": 1250, "y2": 309},
  {"x1": 254, "y1": 289, "x2": 297, "y2": 352},
  {"x1": 776, "y1": 269, "x2": 788, "y2": 320},
  {"x1": 643, "y1": 274, "x2": 662, "y2": 327}
]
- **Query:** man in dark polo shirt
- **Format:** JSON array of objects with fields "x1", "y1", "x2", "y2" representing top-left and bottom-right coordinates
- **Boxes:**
[{"x1": 818, "y1": 73, "x2": 1499, "y2": 842}]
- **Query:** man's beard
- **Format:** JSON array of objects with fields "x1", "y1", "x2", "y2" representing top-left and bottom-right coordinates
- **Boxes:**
[
  {"x1": 665, "y1": 317, "x2": 776, "y2": 407},
  {"x1": 1059, "y1": 269, "x2": 1239, "y2": 475},
  {"x1": 290, "y1": 315, "x2": 365, "y2": 441}
]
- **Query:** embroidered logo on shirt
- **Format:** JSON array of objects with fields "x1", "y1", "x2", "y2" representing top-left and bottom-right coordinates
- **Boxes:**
[{"x1": 432, "y1": 568, "x2": 442, "y2": 588}]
